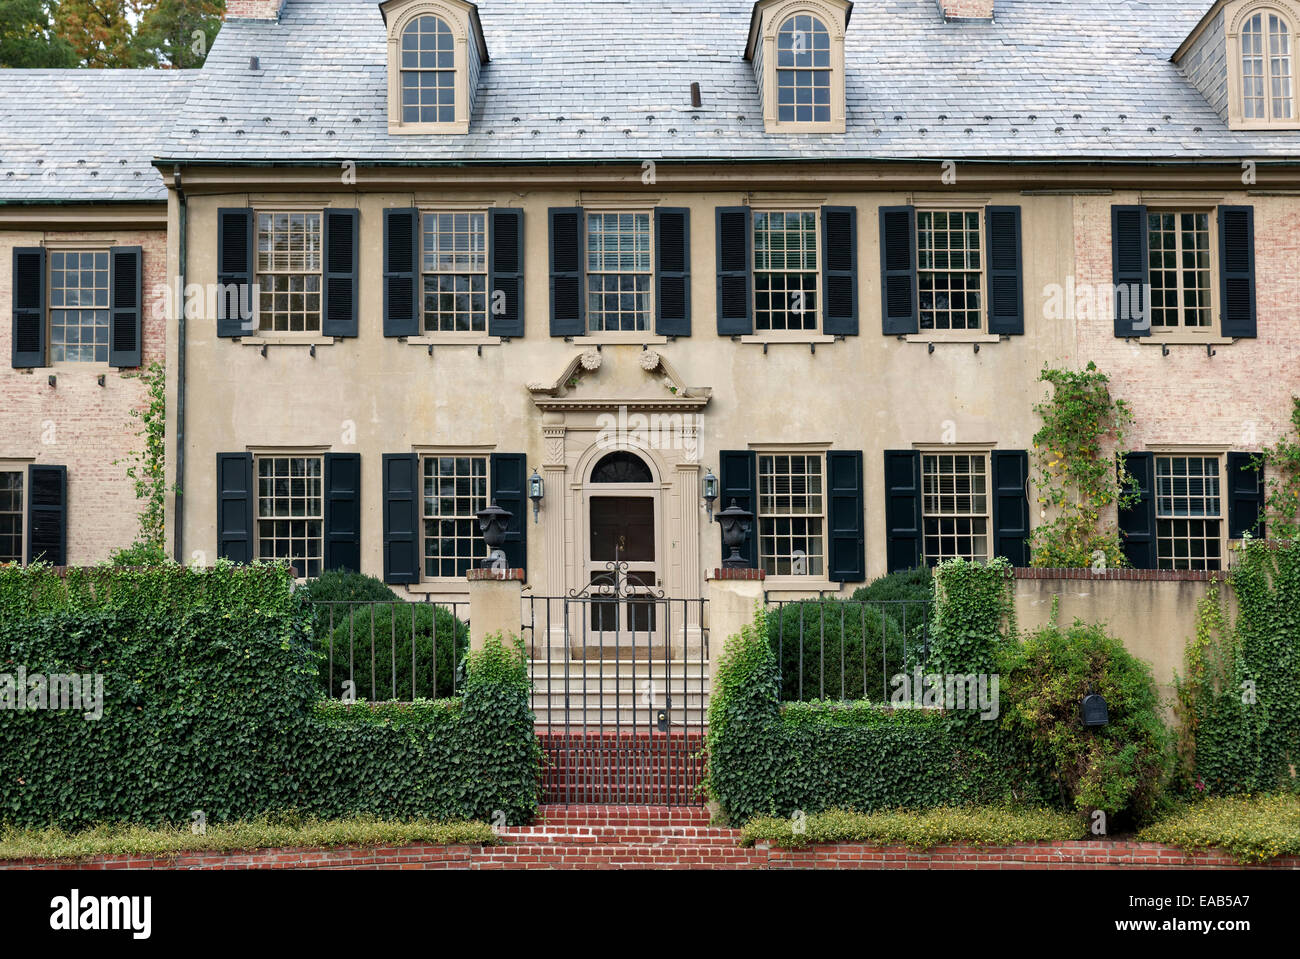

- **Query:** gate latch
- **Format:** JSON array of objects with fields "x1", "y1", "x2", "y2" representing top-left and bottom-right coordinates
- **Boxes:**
[{"x1": 656, "y1": 709, "x2": 668, "y2": 733}]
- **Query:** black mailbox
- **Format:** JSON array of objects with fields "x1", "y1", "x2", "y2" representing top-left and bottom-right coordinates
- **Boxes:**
[{"x1": 1082, "y1": 692, "x2": 1109, "y2": 727}]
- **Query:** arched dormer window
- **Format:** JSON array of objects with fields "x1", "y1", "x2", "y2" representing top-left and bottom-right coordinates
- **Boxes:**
[
  {"x1": 1225, "y1": 0, "x2": 1300, "y2": 129},
  {"x1": 381, "y1": 0, "x2": 489, "y2": 135},
  {"x1": 745, "y1": 0, "x2": 850, "y2": 134},
  {"x1": 401, "y1": 15, "x2": 456, "y2": 124},
  {"x1": 776, "y1": 14, "x2": 832, "y2": 123}
]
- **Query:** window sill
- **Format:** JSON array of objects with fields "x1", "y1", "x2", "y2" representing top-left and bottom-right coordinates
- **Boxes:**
[
  {"x1": 1135, "y1": 336, "x2": 1235, "y2": 347},
  {"x1": 905, "y1": 333, "x2": 1002, "y2": 344},
  {"x1": 407, "y1": 582, "x2": 470, "y2": 596},
  {"x1": 739, "y1": 334, "x2": 837, "y2": 345},
  {"x1": 407, "y1": 334, "x2": 502, "y2": 346},
  {"x1": 570, "y1": 334, "x2": 670, "y2": 346},
  {"x1": 237, "y1": 336, "x2": 336, "y2": 347},
  {"x1": 762, "y1": 577, "x2": 844, "y2": 594}
]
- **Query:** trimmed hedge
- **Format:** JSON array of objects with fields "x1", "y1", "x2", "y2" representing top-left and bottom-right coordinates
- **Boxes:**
[
  {"x1": 741, "y1": 806, "x2": 1086, "y2": 849},
  {"x1": 1138, "y1": 794, "x2": 1300, "y2": 864},
  {"x1": 0, "y1": 564, "x2": 537, "y2": 828}
]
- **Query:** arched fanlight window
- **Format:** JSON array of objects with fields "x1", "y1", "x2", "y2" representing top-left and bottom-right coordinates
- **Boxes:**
[
  {"x1": 401, "y1": 14, "x2": 456, "y2": 123},
  {"x1": 776, "y1": 14, "x2": 832, "y2": 123},
  {"x1": 590, "y1": 451, "x2": 653, "y2": 484},
  {"x1": 1241, "y1": 9, "x2": 1295, "y2": 120}
]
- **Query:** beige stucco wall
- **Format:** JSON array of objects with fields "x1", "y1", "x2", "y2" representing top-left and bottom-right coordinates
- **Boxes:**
[
  {"x1": 1013, "y1": 576, "x2": 1235, "y2": 715},
  {"x1": 0, "y1": 221, "x2": 167, "y2": 565}
]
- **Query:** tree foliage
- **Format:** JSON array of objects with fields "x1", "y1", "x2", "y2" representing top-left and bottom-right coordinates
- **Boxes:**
[
  {"x1": 0, "y1": 0, "x2": 76, "y2": 66},
  {"x1": 3, "y1": 0, "x2": 224, "y2": 68}
]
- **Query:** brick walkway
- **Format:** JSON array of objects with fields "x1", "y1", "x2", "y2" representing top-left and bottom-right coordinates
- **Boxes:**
[{"x1": 6, "y1": 806, "x2": 1298, "y2": 870}]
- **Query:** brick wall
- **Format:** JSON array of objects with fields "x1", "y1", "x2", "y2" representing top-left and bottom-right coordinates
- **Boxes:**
[
  {"x1": 226, "y1": 0, "x2": 285, "y2": 19},
  {"x1": 938, "y1": 0, "x2": 995, "y2": 19},
  {"x1": 0, "y1": 229, "x2": 167, "y2": 565}
]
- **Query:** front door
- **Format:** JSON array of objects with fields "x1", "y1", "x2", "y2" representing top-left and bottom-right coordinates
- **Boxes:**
[{"x1": 588, "y1": 495, "x2": 658, "y2": 640}]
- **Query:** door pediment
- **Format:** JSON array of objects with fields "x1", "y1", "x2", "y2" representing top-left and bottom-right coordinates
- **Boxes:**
[{"x1": 528, "y1": 348, "x2": 711, "y2": 413}]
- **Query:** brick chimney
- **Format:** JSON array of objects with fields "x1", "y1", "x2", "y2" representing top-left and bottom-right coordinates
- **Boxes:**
[
  {"x1": 227, "y1": 0, "x2": 286, "y2": 19},
  {"x1": 937, "y1": 0, "x2": 994, "y2": 19}
]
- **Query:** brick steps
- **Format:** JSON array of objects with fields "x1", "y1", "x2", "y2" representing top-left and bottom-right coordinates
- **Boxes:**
[{"x1": 536, "y1": 731, "x2": 706, "y2": 805}]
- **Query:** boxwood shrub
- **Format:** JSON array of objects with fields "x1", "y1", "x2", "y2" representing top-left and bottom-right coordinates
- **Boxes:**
[
  {"x1": 765, "y1": 599, "x2": 911, "y2": 703},
  {"x1": 319, "y1": 602, "x2": 468, "y2": 701}
]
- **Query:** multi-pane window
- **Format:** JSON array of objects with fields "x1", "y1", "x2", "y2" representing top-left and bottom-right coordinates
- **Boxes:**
[
  {"x1": 1156, "y1": 456, "x2": 1223, "y2": 571},
  {"x1": 1242, "y1": 11, "x2": 1294, "y2": 121},
  {"x1": 401, "y1": 15, "x2": 455, "y2": 123},
  {"x1": 0, "y1": 471, "x2": 21, "y2": 564},
  {"x1": 423, "y1": 455, "x2": 488, "y2": 578},
  {"x1": 922, "y1": 453, "x2": 990, "y2": 564},
  {"x1": 256, "y1": 456, "x2": 323, "y2": 578},
  {"x1": 758, "y1": 453, "x2": 825, "y2": 576},
  {"x1": 776, "y1": 15, "x2": 831, "y2": 123},
  {"x1": 918, "y1": 210, "x2": 983, "y2": 332},
  {"x1": 49, "y1": 250, "x2": 109, "y2": 362},
  {"x1": 1148, "y1": 212, "x2": 1212, "y2": 330},
  {"x1": 422, "y1": 212, "x2": 487, "y2": 333},
  {"x1": 754, "y1": 210, "x2": 818, "y2": 332},
  {"x1": 256, "y1": 212, "x2": 322, "y2": 333},
  {"x1": 586, "y1": 211, "x2": 652, "y2": 333}
]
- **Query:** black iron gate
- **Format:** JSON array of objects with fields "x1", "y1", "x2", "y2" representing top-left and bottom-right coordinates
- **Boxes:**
[{"x1": 522, "y1": 562, "x2": 709, "y2": 805}]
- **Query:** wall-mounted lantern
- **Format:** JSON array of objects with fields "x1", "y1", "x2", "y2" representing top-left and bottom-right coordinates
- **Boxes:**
[
  {"x1": 1081, "y1": 690, "x2": 1109, "y2": 727},
  {"x1": 702, "y1": 469, "x2": 719, "y2": 521},
  {"x1": 476, "y1": 501, "x2": 513, "y2": 567},
  {"x1": 528, "y1": 469, "x2": 544, "y2": 524},
  {"x1": 717, "y1": 499, "x2": 754, "y2": 569}
]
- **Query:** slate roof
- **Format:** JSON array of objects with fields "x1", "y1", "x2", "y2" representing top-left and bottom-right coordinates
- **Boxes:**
[
  {"x1": 155, "y1": 0, "x2": 1300, "y2": 165},
  {"x1": 0, "y1": 70, "x2": 197, "y2": 202}
]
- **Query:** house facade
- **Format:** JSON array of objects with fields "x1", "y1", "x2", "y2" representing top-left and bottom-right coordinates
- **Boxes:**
[{"x1": 4, "y1": 0, "x2": 1299, "y2": 605}]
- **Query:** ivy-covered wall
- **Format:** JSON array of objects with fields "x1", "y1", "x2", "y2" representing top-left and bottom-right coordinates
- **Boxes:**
[{"x1": 0, "y1": 564, "x2": 538, "y2": 828}]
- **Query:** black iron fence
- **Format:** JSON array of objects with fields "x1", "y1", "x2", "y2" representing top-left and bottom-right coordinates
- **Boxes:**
[
  {"x1": 765, "y1": 598, "x2": 933, "y2": 702},
  {"x1": 312, "y1": 599, "x2": 470, "y2": 701}
]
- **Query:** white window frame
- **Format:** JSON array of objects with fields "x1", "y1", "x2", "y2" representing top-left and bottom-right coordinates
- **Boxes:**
[
  {"x1": 583, "y1": 209, "x2": 655, "y2": 337},
  {"x1": 1226, "y1": 0, "x2": 1300, "y2": 129},
  {"x1": 419, "y1": 451, "x2": 491, "y2": 582},
  {"x1": 751, "y1": 0, "x2": 849, "y2": 134},
  {"x1": 751, "y1": 207, "x2": 822, "y2": 337},
  {"x1": 919, "y1": 448, "x2": 992, "y2": 566},
  {"x1": 45, "y1": 244, "x2": 111, "y2": 366},
  {"x1": 1145, "y1": 208, "x2": 1217, "y2": 338},
  {"x1": 253, "y1": 452, "x2": 325, "y2": 579},
  {"x1": 419, "y1": 209, "x2": 490, "y2": 336},
  {"x1": 254, "y1": 210, "x2": 324, "y2": 337},
  {"x1": 916, "y1": 207, "x2": 986, "y2": 336},
  {"x1": 0, "y1": 463, "x2": 27, "y2": 565},
  {"x1": 1153, "y1": 452, "x2": 1227, "y2": 572},
  {"x1": 757, "y1": 450, "x2": 828, "y2": 577}
]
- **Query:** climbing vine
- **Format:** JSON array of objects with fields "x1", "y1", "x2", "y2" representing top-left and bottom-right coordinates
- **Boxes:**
[
  {"x1": 1251, "y1": 396, "x2": 1300, "y2": 541},
  {"x1": 1028, "y1": 362, "x2": 1138, "y2": 569},
  {"x1": 114, "y1": 361, "x2": 167, "y2": 550}
]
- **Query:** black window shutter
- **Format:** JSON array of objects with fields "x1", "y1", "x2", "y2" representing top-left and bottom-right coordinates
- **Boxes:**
[
  {"x1": 884, "y1": 451, "x2": 923, "y2": 572},
  {"x1": 986, "y1": 206, "x2": 1024, "y2": 336},
  {"x1": 382, "y1": 453, "x2": 419, "y2": 584},
  {"x1": 715, "y1": 206, "x2": 752, "y2": 335},
  {"x1": 821, "y1": 206, "x2": 858, "y2": 336},
  {"x1": 879, "y1": 206, "x2": 918, "y2": 335},
  {"x1": 1118, "y1": 452, "x2": 1157, "y2": 569},
  {"x1": 323, "y1": 452, "x2": 361, "y2": 573},
  {"x1": 827, "y1": 450, "x2": 865, "y2": 582},
  {"x1": 11, "y1": 247, "x2": 45, "y2": 368},
  {"x1": 216, "y1": 452, "x2": 253, "y2": 564},
  {"x1": 718, "y1": 449, "x2": 757, "y2": 568},
  {"x1": 26, "y1": 464, "x2": 66, "y2": 565},
  {"x1": 1111, "y1": 205, "x2": 1150, "y2": 338},
  {"x1": 1226, "y1": 451, "x2": 1265, "y2": 539},
  {"x1": 548, "y1": 207, "x2": 584, "y2": 337},
  {"x1": 489, "y1": 207, "x2": 525, "y2": 338},
  {"x1": 107, "y1": 246, "x2": 143, "y2": 368},
  {"x1": 991, "y1": 449, "x2": 1031, "y2": 566},
  {"x1": 1218, "y1": 205, "x2": 1257, "y2": 338},
  {"x1": 383, "y1": 208, "x2": 419, "y2": 337},
  {"x1": 490, "y1": 452, "x2": 528, "y2": 572},
  {"x1": 322, "y1": 208, "x2": 359, "y2": 338},
  {"x1": 217, "y1": 208, "x2": 254, "y2": 338},
  {"x1": 655, "y1": 207, "x2": 691, "y2": 337}
]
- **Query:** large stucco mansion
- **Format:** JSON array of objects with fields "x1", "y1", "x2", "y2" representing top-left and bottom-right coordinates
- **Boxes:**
[{"x1": 2, "y1": 0, "x2": 1298, "y2": 604}]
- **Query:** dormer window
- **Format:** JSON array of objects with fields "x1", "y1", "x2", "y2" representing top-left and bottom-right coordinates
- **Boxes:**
[
  {"x1": 1240, "y1": 9, "x2": 1294, "y2": 120},
  {"x1": 776, "y1": 15, "x2": 832, "y2": 123},
  {"x1": 746, "y1": 0, "x2": 850, "y2": 134},
  {"x1": 381, "y1": 0, "x2": 489, "y2": 135},
  {"x1": 401, "y1": 15, "x2": 456, "y2": 124},
  {"x1": 1218, "y1": 0, "x2": 1300, "y2": 129}
]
